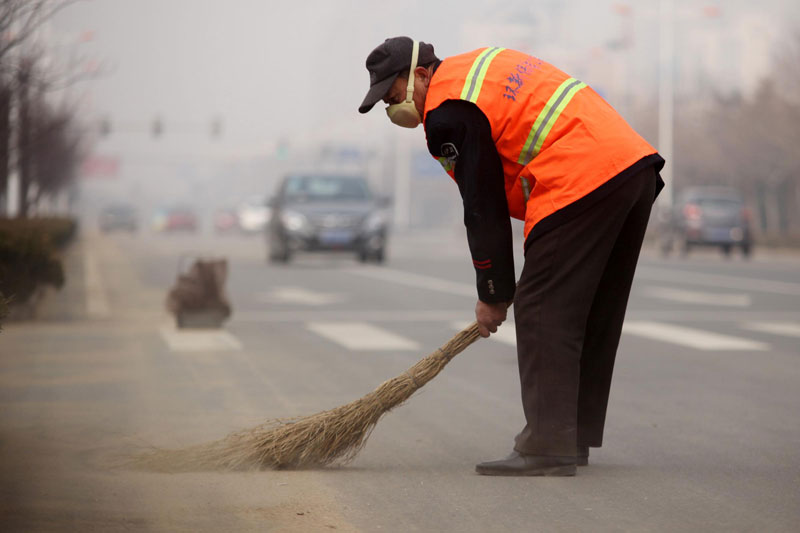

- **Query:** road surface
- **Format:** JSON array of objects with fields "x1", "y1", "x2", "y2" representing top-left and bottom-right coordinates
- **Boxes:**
[{"x1": 1, "y1": 228, "x2": 798, "y2": 531}]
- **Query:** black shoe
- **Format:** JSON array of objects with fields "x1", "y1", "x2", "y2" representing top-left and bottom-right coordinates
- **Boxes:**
[
  {"x1": 475, "y1": 451, "x2": 576, "y2": 476},
  {"x1": 577, "y1": 446, "x2": 589, "y2": 467}
]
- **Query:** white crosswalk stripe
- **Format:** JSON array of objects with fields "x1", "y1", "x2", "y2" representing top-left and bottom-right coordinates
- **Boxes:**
[
  {"x1": 306, "y1": 321, "x2": 420, "y2": 351},
  {"x1": 156, "y1": 315, "x2": 792, "y2": 356},
  {"x1": 622, "y1": 321, "x2": 769, "y2": 351},
  {"x1": 643, "y1": 287, "x2": 751, "y2": 307},
  {"x1": 159, "y1": 325, "x2": 243, "y2": 352},
  {"x1": 257, "y1": 286, "x2": 346, "y2": 306},
  {"x1": 637, "y1": 267, "x2": 800, "y2": 296},
  {"x1": 741, "y1": 322, "x2": 800, "y2": 338}
]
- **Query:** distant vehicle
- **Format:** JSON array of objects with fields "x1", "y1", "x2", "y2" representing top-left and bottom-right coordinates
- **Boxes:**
[
  {"x1": 99, "y1": 203, "x2": 138, "y2": 233},
  {"x1": 660, "y1": 186, "x2": 753, "y2": 257},
  {"x1": 266, "y1": 174, "x2": 390, "y2": 264},
  {"x1": 153, "y1": 206, "x2": 199, "y2": 233},
  {"x1": 213, "y1": 208, "x2": 239, "y2": 233},
  {"x1": 237, "y1": 196, "x2": 271, "y2": 234}
]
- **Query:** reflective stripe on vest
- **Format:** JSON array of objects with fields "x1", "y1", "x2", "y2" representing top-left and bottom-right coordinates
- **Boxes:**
[
  {"x1": 517, "y1": 77, "x2": 587, "y2": 165},
  {"x1": 437, "y1": 156, "x2": 454, "y2": 172},
  {"x1": 460, "y1": 47, "x2": 505, "y2": 103}
]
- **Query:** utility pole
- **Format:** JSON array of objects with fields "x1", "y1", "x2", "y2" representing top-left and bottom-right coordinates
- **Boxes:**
[
  {"x1": 658, "y1": 0, "x2": 675, "y2": 209},
  {"x1": 393, "y1": 129, "x2": 411, "y2": 231}
]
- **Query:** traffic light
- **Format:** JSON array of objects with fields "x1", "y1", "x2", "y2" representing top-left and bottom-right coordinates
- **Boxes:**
[
  {"x1": 99, "y1": 117, "x2": 111, "y2": 137},
  {"x1": 210, "y1": 117, "x2": 222, "y2": 139},
  {"x1": 152, "y1": 117, "x2": 163, "y2": 138}
]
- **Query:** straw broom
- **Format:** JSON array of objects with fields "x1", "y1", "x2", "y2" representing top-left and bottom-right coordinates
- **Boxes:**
[{"x1": 131, "y1": 320, "x2": 482, "y2": 472}]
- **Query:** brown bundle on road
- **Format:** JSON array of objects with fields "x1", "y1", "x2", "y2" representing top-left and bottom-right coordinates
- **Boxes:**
[
  {"x1": 130, "y1": 321, "x2": 482, "y2": 472},
  {"x1": 166, "y1": 258, "x2": 231, "y2": 325}
]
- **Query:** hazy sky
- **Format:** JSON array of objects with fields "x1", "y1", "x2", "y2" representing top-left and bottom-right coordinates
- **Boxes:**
[{"x1": 48, "y1": 0, "x2": 800, "y2": 162}]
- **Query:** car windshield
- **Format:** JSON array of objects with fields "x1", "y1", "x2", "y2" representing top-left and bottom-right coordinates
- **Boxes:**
[
  {"x1": 105, "y1": 205, "x2": 135, "y2": 214},
  {"x1": 693, "y1": 198, "x2": 742, "y2": 209},
  {"x1": 167, "y1": 207, "x2": 194, "y2": 215},
  {"x1": 284, "y1": 175, "x2": 370, "y2": 202}
]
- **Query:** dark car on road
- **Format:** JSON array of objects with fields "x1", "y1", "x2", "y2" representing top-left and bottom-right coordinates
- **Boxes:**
[
  {"x1": 99, "y1": 203, "x2": 138, "y2": 233},
  {"x1": 266, "y1": 174, "x2": 390, "y2": 264},
  {"x1": 660, "y1": 186, "x2": 753, "y2": 257}
]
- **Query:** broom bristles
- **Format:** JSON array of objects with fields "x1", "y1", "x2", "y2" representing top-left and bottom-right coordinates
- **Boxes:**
[{"x1": 130, "y1": 321, "x2": 482, "y2": 472}]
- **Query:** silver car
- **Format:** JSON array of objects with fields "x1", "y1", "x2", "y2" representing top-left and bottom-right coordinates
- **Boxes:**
[{"x1": 266, "y1": 174, "x2": 390, "y2": 264}]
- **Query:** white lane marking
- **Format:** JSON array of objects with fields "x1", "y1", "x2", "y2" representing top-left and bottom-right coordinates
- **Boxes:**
[
  {"x1": 346, "y1": 266, "x2": 474, "y2": 297},
  {"x1": 306, "y1": 321, "x2": 420, "y2": 351},
  {"x1": 257, "y1": 286, "x2": 345, "y2": 306},
  {"x1": 159, "y1": 325, "x2": 243, "y2": 352},
  {"x1": 84, "y1": 251, "x2": 110, "y2": 319},
  {"x1": 742, "y1": 322, "x2": 800, "y2": 338},
  {"x1": 622, "y1": 321, "x2": 769, "y2": 351},
  {"x1": 234, "y1": 309, "x2": 472, "y2": 323},
  {"x1": 451, "y1": 321, "x2": 517, "y2": 347},
  {"x1": 637, "y1": 268, "x2": 800, "y2": 296},
  {"x1": 643, "y1": 287, "x2": 752, "y2": 307},
  {"x1": 231, "y1": 309, "x2": 800, "y2": 324}
]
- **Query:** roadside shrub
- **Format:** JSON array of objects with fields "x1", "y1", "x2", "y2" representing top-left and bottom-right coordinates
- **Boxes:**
[
  {"x1": 0, "y1": 290, "x2": 8, "y2": 330},
  {"x1": 0, "y1": 217, "x2": 75, "y2": 307},
  {"x1": 0, "y1": 217, "x2": 78, "y2": 249}
]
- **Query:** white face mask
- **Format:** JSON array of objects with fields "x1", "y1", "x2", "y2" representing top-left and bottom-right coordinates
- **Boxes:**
[{"x1": 386, "y1": 40, "x2": 422, "y2": 128}]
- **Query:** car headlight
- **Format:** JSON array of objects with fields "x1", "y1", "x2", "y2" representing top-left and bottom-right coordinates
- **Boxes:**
[
  {"x1": 363, "y1": 211, "x2": 386, "y2": 232},
  {"x1": 281, "y1": 210, "x2": 309, "y2": 232}
]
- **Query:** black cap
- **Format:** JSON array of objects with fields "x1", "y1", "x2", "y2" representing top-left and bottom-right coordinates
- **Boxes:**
[{"x1": 359, "y1": 36, "x2": 438, "y2": 114}]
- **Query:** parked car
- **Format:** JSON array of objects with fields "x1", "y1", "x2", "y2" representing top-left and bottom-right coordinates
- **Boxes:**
[
  {"x1": 266, "y1": 174, "x2": 390, "y2": 264},
  {"x1": 213, "y1": 208, "x2": 239, "y2": 233},
  {"x1": 99, "y1": 203, "x2": 138, "y2": 233},
  {"x1": 660, "y1": 186, "x2": 753, "y2": 257},
  {"x1": 152, "y1": 206, "x2": 199, "y2": 233},
  {"x1": 237, "y1": 196, "x2": 271, "y2": 234}
]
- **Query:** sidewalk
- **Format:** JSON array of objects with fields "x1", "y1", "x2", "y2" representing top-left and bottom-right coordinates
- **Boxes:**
[{"x1": 0, "y1": 233, "x2": 356, "y2": 532}]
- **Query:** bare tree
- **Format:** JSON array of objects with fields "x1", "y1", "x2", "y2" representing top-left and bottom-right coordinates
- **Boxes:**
[
  {"x1": 0, "y1": 79, "x2": 9, "y2": 202},
  {"x1": 27, "y1": 94, "x2": 84, "y2": 206},
  {"x1": 0, "y1": 1, "x2": 78, "y2": 66},
  {"x1": 773, "y1": 29, "x2": 800, "y2": 107},
  {"x1": 0, "y1": 0, "x2": 91, "y2": 216},
  {"x1": 668, "y1": 29, "x2": 800, "y2": 240}
]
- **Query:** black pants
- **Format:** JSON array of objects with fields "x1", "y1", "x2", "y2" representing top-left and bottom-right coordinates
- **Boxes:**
[{"x1": 513, "y1": 167, "x2": 656, "y2": 457}]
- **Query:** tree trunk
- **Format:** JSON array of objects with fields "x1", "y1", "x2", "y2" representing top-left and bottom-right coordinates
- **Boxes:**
[
  {"x1": 0, "y1": 85, "x2": 9, "y2": 210},
  {"x1": 16, "y1": 70, "x2": 30, "y2": 218}
]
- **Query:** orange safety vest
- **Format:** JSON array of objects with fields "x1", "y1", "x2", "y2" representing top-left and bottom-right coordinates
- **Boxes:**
[{"x1": 423, "y1": 47, "x2": 657, "y2": 241}]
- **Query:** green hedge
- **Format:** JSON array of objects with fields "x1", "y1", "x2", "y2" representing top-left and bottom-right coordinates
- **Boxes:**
[
  {"x1": 0, "y1": 217, "x2": 78, "y2": 249},
  {"x1": 0, "y1": 217, "x2": 77, "y2": 310},
  {"x1": 0, "y1": 291, "x2": 7, "y2": 329}
]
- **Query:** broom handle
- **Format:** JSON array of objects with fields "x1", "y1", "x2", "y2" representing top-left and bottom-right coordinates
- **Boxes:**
[{"x1": 437, "y1": 321, "x2": 481, "y2": 363}]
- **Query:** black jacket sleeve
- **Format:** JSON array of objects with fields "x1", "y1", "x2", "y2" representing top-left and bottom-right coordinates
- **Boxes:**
[{"x1": 425, "y1": 99, "x2": 515, "y2": 303}]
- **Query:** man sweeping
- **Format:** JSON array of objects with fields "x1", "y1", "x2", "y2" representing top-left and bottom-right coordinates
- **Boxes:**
[{"x1": 359, "y1": 37, "x2": 664, "y2": 476}]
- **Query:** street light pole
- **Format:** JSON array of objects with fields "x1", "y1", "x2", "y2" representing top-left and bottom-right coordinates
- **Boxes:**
[
  {"x1": 393, "y1": 128, "x2": 411, "y2": 231},
  {"x1": 658, "y1": 0, "x2": 675, "y2": 208}
]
